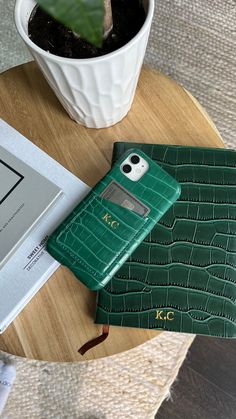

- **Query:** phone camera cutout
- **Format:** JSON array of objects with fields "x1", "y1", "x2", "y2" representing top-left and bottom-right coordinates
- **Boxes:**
[
  {"x1": 130, "y1": 155, "x2": 140, "y2": 165},
  {"x1": 121, "y1": 153, "x2": 149, "y2": 182},
  {"x1": 122, "y1": 164, "x2": 132, "y2": 173}
]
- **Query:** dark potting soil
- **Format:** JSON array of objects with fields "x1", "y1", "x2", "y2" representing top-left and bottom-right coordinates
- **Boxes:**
[{"x1": 28, "y1": 0, "x2": 146, "y2": 59}]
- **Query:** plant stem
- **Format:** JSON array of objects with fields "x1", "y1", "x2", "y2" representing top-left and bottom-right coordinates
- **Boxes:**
[{"x1": 103, "y1": 0, "x2": 113, "y2": 39}]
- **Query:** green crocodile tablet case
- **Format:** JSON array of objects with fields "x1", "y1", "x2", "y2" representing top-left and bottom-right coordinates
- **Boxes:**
[
  {"x1": 47, "y1": 148, "x2": 180, "y2": 290},
  {"x1": 95, "y1": 143, "x2": 236, "y2": 338}
]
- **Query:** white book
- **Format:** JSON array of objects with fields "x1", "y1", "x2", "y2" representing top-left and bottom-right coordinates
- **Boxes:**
[
  {"x1": 0, "y1": 119, "x2": 90, "y2": 333},
  {"x1": 0, "y1": 145, "x2": 63, "y2": 269}
]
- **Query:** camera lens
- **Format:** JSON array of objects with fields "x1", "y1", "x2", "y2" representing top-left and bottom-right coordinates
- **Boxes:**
[
  {"x1": 123, "y1": 164, "x2": 132, "y2": 173},
  {"x1": 130, "y1": 155, "x2": 140, "y2": 164}
]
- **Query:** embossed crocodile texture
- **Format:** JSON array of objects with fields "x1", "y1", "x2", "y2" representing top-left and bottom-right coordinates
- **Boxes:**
[
  {"x1": 47, "y1": 149, "x2": 180, "y2": 290},
  {"x1": 95, "y1": 143, "x2": 236, "y2": 338}
]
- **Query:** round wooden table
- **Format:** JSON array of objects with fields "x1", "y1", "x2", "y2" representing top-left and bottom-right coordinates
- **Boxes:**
[{"x1": 0, "y1": 62, "x2": 224, "y2": 362}]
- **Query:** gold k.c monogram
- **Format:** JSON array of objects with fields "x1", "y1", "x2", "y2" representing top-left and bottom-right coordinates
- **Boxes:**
[
  {"x1": 102, "y1": 213, "x2": 120, "y2": 229},
  {"x1": 155, "y1": 310, "x2": 174, "y2": 321}
]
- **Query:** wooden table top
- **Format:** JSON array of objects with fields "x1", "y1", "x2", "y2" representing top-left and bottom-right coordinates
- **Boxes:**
[{"x1": 0, "y1": 62, "x2": 224, "y2": 362}]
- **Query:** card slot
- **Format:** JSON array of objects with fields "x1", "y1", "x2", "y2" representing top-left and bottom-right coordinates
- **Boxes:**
[
  {"x1": 100, "y1": 180, "x2": 150, "y2": 217},
  {"x1": 54, "y1": 194, "x2": 149, "y2": 282},
  {"x1": 100, "y1": 196, "x2": 149, "y2": 224},
  {"x1": 56, "y1": 193, "x2": 148, "y2": 240}
]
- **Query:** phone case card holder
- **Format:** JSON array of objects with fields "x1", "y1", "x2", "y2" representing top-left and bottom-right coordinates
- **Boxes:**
[
  {"x1": 53, "y1": 194, "x2": 147, "y2": 289},
  {"x1": 47, "y1": 149, "x2": 181, "y2": 290}
]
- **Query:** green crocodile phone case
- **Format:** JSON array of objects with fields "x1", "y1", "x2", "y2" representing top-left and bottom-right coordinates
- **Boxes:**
[
  {"x1": 47, "y1": 149, "x2": 181, "y2": 290},
  {"x1": 95, "y1": 143, "x2": 236, "y2": 338}
]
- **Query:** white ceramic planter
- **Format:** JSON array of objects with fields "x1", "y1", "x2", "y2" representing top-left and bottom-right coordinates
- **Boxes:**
[{"x1": 15, "y1": 0, "x2": 154, "y2": 128}]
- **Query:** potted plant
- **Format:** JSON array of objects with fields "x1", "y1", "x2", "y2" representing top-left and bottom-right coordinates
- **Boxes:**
[{"x1": 15, "y1": 0, "x2": 155, "y2": 129}]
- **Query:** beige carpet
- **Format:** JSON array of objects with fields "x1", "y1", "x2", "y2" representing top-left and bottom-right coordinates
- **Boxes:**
[
  {"x1": 145, "y1": 0, "x2": 236, "y2": 149},
  {"x1": 1, "y1": 333, "x2": 194, "y2": 418},
  {"x1": 0, "y1": 0, "x2": 235, "y2": 417}
]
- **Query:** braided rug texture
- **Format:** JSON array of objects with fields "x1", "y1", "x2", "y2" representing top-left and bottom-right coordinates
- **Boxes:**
[
  {"x1": 1, "y1": 333, "x2": 194, "y2": 418},
  {"x1": 145, "y1": 0, "x2": 236, "y2": 148}
]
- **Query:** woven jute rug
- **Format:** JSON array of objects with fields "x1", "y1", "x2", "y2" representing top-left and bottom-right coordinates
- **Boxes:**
[
  {"x1": 0, "y1": 333, "x2": 194, "y2": 418},
  {"x1": 145, "y1": 0, "x2": 236, "y2": 148},
  {"x1": 0, "y1": 0, "x2": 235, "y2": 417}
]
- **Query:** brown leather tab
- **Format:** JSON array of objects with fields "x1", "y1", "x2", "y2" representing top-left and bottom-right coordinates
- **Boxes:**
[{"x1": 78, "y1": 325, "x2": 109, "y2": 355}]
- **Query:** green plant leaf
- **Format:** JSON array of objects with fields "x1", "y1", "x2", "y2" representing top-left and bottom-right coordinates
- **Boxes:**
[{"x1": 36, "y1": 0, "x2": 105, "y2": 47}]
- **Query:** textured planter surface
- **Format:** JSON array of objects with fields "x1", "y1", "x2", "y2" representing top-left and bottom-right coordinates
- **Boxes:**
[{"x1": 15, "y1": 0, "x2": 154, "y2": 128}]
